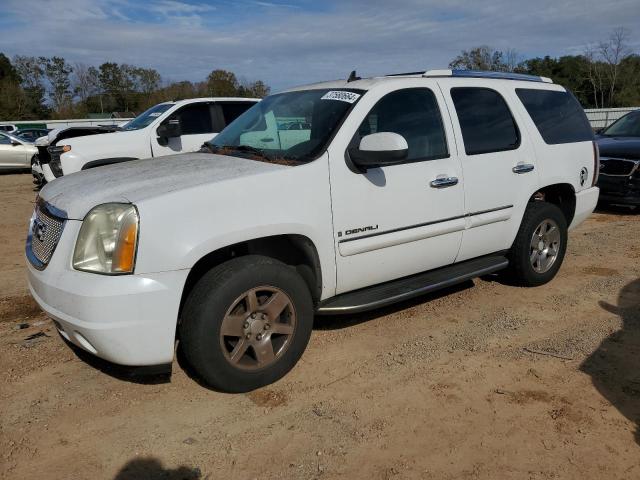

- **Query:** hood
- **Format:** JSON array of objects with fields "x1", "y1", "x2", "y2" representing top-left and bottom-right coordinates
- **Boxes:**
[
  {"x1": 596, "y1": 135, "x2": 640, "y2": 160},
  {"x1": 39, "y1": 153, "x2": 287, "y2": 219}
]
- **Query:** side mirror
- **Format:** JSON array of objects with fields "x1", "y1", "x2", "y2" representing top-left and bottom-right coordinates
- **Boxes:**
[
  {"x1": 156, "y1": 119, "x2": 181, "y2": 145},
  {"x1": 349, "y1": 132, "x2": 408, "y2": 170}
]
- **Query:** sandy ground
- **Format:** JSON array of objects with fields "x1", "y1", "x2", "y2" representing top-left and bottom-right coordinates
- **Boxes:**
[{"x1": 1, "y1": 172, "x2": 639, "y2": 480}]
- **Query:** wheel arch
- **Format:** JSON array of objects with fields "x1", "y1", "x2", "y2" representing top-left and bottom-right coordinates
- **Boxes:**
[
  {"x1": 529, "y1": 182, "x2": 576, "y2": 226},
  {"x1": 178, "y1": 234, "x2": 323, "y2": 327}
]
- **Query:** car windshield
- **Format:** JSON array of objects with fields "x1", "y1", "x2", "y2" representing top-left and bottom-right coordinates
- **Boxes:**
[
  {"x1": 601, "y1": 111, "x2": 640, "y2": 137},
  {"x1": 208, "y1": 88, "x2": 364, "y2": 163},
  {"x1": 121, "y1": 103, "x2": 174, "y2": 131}
]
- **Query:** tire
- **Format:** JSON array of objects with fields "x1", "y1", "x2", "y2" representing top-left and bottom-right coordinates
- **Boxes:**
[
  {"x1": 508, "y1": 201, "x2": 568, "y2": 287},
  {"x1": 179, "y1": 255, "x2": 314, "y2": 392}
]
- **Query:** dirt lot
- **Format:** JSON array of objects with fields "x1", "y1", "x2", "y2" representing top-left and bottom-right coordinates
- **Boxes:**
[{"x1": 1, "y1": 172, "x2": 639, "y2": 480}]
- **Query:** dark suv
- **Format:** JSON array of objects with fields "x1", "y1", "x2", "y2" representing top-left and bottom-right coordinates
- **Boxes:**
[{"x1": 596, "y1": 110, "x2": 640, "y2": 206}]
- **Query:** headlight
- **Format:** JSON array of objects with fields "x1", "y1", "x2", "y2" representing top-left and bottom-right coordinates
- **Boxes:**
[{"x1": 73, "y1": 203, "x2": 139, "y2": 274}]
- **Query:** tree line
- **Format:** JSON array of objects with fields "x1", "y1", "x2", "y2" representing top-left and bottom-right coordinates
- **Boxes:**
[
  {"x1": 449, "y1": 28, "x2": 639, "y2": 109},
  {"x1": 0, "y1": 55, "x2": 270, "y2": 120}
]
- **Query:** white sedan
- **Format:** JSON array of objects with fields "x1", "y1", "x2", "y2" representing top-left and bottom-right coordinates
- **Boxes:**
[{"x1": 0, "y1": 131, "x2": 37, "y2": 171}]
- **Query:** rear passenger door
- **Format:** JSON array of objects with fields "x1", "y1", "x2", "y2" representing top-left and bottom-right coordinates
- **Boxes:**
[{"x1": 443, "y1": 84, "x2": 538, "y2": 261}]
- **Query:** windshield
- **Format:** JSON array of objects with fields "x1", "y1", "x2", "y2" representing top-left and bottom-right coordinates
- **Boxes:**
[
  {"x1": 209, "y1": 88, "x2": 364, "y2": 163},
  {"x1": 602, "y1": 111, "x2": 640, "y2": 137},
  {"x1": 121, "y1": 103, "x2": 174, "y2": 131}
]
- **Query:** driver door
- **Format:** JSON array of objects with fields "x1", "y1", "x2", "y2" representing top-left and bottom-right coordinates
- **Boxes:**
[{"x1": 151, "y1": 102, "x2": 221, "y2": 157}]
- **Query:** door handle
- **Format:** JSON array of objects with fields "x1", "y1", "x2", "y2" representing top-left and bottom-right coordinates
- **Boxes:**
[
  {"x1": 512, "y1": 163, "x2": 535, "y2": 174},
  {"x1": 430, "y1": 176, "x2": 459, "y2": 188}
]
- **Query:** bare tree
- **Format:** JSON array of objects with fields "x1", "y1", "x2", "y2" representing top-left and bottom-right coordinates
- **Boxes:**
[
  {"x1": 73, "y1": 63, "x2": 100, "y2": 103},
  {"x1": 584, "y1": 45, "x2": 605, "y2": 108},
  {"x1": 598, "y1": 27, "x2": 630, "y2": 106}
]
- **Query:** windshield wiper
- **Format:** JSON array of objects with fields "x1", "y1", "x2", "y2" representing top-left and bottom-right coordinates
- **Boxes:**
[{"x1": 207, "y1": 143, "x2": 272, "y2": 161}]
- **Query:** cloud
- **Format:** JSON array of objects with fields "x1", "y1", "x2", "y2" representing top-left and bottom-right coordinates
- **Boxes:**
[{"x1": 0, "y1": 0, "x2": 638, "y2": 91}]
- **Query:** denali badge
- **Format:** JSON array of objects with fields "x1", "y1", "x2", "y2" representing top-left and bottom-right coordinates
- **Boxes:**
[
  {"x1": 579, "y1": 167, "x2": 588, "y2": 186},
  {"x1": 338, "y1": 225, "x2": 379, "y2": 238}
]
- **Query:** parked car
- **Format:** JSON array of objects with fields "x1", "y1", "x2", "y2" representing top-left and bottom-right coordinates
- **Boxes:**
[
  {"x1": 596, "y1": 109, "x2": 640, "y2": 206},
  {"x1": 27, "y1": 70, "x2": 599, "y2": 392},
  {"x1": 38, "y1": 97, "x2": 259, "y2": 184},
  {"x1": 15, "y1": 128, "x2": 51, "y2": 142},
  {"x1": 0, "y1": 131, "x2": 37, "y2": 171},
  {"x1": 0, "y1": 124, "x2": 18, "y2": 133}
]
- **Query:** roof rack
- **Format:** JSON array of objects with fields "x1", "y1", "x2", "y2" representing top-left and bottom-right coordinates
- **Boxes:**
[{"x1": 423, "y1": 69, "x2": 553, "y2": 83}]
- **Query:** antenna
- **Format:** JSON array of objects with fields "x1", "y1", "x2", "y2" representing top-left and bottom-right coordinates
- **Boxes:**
[{"x1": 347, "y1": 70, "x2": 361, "y2": 82}]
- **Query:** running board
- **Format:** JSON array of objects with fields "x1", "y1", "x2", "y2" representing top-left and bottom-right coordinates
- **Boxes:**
[{"x1": 316, "y1": 254, "x2": 509, "y2": 315}]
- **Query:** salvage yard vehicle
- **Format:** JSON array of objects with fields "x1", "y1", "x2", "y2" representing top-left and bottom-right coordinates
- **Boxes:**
[
  {"x1": 27, "y1": 70, "x2": 599, "y2": 392},
  {"x1": 38, "y1": 97, "x2": 259, "y2": 184},
  {"x1": 596, "y1": 109, "x2": 640, "y2": 206},
  {"x1": 0, "y1": 131, "x2": 37, "y2": 170}
]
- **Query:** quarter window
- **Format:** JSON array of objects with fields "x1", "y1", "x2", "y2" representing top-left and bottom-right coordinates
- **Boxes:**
[
  {"x1": 357, "y1": 88, "x2": 448, "y2": 162},
  {"x1": 516, "y1": 88, "x2": 594, "y2": 144},
  {"x1": 451, "y1": 87, "x2": 520, "y2": 155}
]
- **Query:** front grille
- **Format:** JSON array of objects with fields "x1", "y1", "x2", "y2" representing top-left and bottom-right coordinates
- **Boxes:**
[
  {"x1": 37, "y1": 145, "x2": 51, "y2": 165},
  {"x1": 27, "y1": 201, "x2": 66, "y2": 269},
  {"x1": 599, "y1": 157, "x2": 639, "y2": 176}
]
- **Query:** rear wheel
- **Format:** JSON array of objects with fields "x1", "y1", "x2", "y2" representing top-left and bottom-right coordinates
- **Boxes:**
[
  {"x1": 179, "y1": 255, "x2": 313, "y2": 392},
  {"x1": 508, "y1": 202, "x2": 568, "y2": 286}
]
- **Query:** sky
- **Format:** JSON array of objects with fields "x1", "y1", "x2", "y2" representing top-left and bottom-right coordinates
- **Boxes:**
[{"x1": 1, "y1": 0, "x2": 639, "y2": 92}]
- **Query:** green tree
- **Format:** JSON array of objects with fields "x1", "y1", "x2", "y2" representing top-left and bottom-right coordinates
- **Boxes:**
[
  {"x1": 449, "y1": 46, "x2": 519, "y2": 72},
  {"x1": 206, "y1": 69, "x2": 239, "y2": 96}
]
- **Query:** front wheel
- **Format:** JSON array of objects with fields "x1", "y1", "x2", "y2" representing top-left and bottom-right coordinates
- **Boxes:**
[
  {"x1": 508, "y1": 202, "x2": 568, "y2": 286},
  {"x1": 179, "y1": 255, "x2": 314, "y2": 392}
]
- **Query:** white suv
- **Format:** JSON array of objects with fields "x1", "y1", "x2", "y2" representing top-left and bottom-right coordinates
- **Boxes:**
[
  {"x1": 26, "y1": 70, "x2": 599, "y2": 392},
  {"x1": 39, "y1": 97, "x2": 259, "y2": 183}
]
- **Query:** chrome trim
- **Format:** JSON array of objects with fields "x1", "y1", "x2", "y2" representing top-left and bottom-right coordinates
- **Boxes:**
[
  {"x1": 512, "y1": 163, "x2": 535, "y2": 174},
  {"x1": 599, "y1": 157, "x2": 639, "y2": 177},
  {"x1": 25, "y1": 198, "x2": 68, "y2": 270},
  {"x1": 338, "y1": 204, "x2": 513, "y2": 243},
  {"x1": 430, "y1": 176, "x2": 459, "y2": 188}
]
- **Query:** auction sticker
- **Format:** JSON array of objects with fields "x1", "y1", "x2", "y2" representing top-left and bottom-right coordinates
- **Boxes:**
[{"x1": 321, "y1": 91, "x2": 361, "y2": 103}]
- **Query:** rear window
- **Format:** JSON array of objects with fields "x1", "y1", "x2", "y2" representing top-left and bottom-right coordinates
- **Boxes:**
[
  {"x1": 451, "y1": 87, "x2": 520, "y2": 155},
  {"x1": 516, "y1": 89, "x2": 593, "y2": 144}
]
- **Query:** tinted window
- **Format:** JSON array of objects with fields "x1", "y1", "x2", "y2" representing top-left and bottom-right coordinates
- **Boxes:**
[
  {"x1": 0, "y1": 133, "x2": 10, "y2": 145},
  {"x1": 451, "y1": 88, "x2": 520, "y2": 155},
  {"x1": 601, "y1": 111, "x2": 640, "y2": 137},
  {"x1": 220, "y1": 102, "x2": 254, "y2": 127},
  {"x1": 171, "y1": 103, "x2": 214, "y2": 135},
  {"x1": 516, "y1": 89, "x2": 593, "y2": 144},
  {"x1": 357, "y1": 88, "x2": 448, "y2": 161}
]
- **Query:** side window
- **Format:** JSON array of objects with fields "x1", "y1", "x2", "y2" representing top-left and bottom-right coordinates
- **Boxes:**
[
  {"x1": 516, "y1": 88, "x2": 593, "y2": 144},
  {"x1": 219, "y1": 102, "x2": 255, "y2": 127},
  {"x1": 357, "y1": 88, "x2": 448, "y2": 162},
  {"x1": 451, "y1": 87, "x2": 520, "y2": 155},
  {"x1": 171, "y1": 103, "x2": 214, "y2": 135},
  {"x1": 0, "y1": 133, "x2": 11, "y2": 145}
]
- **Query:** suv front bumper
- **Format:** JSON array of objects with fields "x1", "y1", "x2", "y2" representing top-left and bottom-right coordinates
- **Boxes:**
[{"x1": 27, "y1": 259, "x2": 188, "y2": 367}]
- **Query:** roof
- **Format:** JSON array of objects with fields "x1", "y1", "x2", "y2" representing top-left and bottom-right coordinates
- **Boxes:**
[
  {"x1": 284, "y1": 69, "x2": 560, "y2": 93},
  {"x1": 171, "y1": 97, "x2": 261, "y2": 105}
]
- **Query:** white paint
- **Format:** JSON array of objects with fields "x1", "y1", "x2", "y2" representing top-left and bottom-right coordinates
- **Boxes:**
[{"x1": 28, "y1": 74, "x2": 599, "y2": 368}]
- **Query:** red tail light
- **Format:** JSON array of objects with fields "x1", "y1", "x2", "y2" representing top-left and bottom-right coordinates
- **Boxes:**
[{"x1": 592, "y1": 140, "x2": 600, "y2": 187}]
